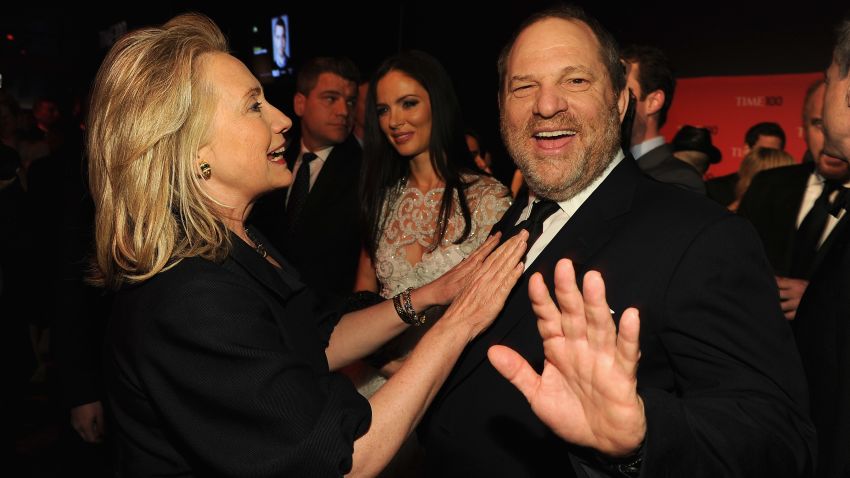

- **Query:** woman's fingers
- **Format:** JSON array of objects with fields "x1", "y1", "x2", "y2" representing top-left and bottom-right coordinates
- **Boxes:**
[
  {"x1": 478, "y1": 231, "x2": 527, "y2": 278},
  {"x1": 465, "y1": 232, "x2": 501, "y2": 266},
  {"x1": 449, "y1": 232, "x2": 528, "y2": 339}
]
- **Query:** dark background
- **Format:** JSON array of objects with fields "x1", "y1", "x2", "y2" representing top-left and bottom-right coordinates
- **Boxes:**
[
  {"x1": 1, "y1": 1, "x2": 847, "y2": 180},
  {"x1": 5, "y1": 2, "x2": 848, "y2": 475}
]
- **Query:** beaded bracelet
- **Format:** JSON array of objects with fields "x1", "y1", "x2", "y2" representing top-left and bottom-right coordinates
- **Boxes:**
[{"x1": 392, "y1": 287, "x2": 427, "y2": 326}]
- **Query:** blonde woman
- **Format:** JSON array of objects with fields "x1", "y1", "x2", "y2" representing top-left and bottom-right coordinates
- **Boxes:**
[
  {"x1": 89, "y1": 14, "x2": 526, "y2": 476},
  {"x1": 729, "y1": 147, "x2": 795, "y2": 212}
]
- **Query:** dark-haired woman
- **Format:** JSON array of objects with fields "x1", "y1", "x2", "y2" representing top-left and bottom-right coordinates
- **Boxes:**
[{"x1": 355, "y1": 51, "x2": 511, "y2": 395}]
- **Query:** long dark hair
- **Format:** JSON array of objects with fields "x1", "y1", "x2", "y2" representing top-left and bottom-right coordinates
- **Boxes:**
[{"x1": 360, "y1": 50, "x2": 478, "y2": 260}]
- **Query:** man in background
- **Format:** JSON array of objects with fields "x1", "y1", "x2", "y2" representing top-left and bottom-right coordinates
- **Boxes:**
[
  {"x1": 706, "y1": 121, "x2": 786, "y2": 206},
  {"x1": 622, "y1": 45, "x2": 705, "y2": 194},
  {"x1": 670, "y1": 125, "x2": 722, "y2": 176},
  {"x1": 251, "y1": 57, "x2": 362, "y2": 297},
  {"x1": 793, "y1": 19, "x2": 850, "y2": 477},
  {"x1": 738, "y1": 79, "x2": 849, "y2": 320}
]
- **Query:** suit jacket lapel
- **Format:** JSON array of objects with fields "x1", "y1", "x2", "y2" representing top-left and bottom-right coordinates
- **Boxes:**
[
  {"x1": 779, "y1": 163, "x2": 814, "y2": 230},
  {"x1": 297, "y1": 138, "x2": 360, "y2": 220},
  {"x1": 279, "y1": 145, "x2": 334, "y2": 230},
  {"x1": 778, "y1": 164, "x2": 815, "y2": 272},
  {"x1": 441, "y1": 159, "x2": 639, "y2": 396},
  {"x1": 532, "y1": 161, "x2": 636, "y2": 271},
  {"x1": 489, "y1": 198, "x2": 527, "y2": 236},
  {"x1": 225, "y1": 230, "x2": 301, "y2": 304},
  {"x1": 636, "y1": 143, "x2": 671, "y2": 172},
  {"x1": 302, "y1": 146, "x2": 339, "y2": 212},
  {"x1": 810, "y1": 207, "x2": 850, "y2": 276}
]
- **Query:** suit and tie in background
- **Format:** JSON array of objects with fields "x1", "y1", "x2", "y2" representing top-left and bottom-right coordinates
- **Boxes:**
[
  {"x1": 250, "y1": 57, "x2": 363, "y2": 300},
  {"x1": 252, "y1": 135, "x2": 363, "y2": 298}
]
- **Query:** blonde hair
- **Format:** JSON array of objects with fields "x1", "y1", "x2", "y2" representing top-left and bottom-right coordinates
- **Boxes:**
[
  {"x1": 88, "y1": 13, "x2": 229, "y2": 289},
  {"x1": 734, "y1": 147, "x2": 796, "y2": 201}
]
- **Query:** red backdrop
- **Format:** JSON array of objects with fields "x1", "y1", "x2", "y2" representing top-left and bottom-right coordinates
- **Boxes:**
[{"x1": 660, "y1": 72, "x2": 823, "y2": 178}]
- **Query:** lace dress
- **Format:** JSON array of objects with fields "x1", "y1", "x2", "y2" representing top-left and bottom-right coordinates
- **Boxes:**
[{"x1": 358, "y1": 174, "x2": 510, "y2": 396}]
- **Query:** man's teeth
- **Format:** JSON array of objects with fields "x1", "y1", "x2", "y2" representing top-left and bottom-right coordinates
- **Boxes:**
[
  {"x1": 534, "y1": 130, "x2": 576, "y2": 138},
  {"x1": 269, "y1": 148, "x2": 285, "y2": 157}
]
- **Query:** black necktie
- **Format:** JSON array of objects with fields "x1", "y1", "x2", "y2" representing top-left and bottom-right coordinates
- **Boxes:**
[
  {"x1": 285, "y1": 152, "x2": 317, "y2": 229},
  {"x1": 829, "y1": 186, "x2": 848, "y2": 217},
  {"x1": 790, "y1": 180, "x2": 842, "y2": 278},
  {"x1": 501, "y1": 199, "x2": 561, "y2": 256}
]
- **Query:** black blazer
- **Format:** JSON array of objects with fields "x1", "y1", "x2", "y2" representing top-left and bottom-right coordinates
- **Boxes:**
[
  {"x1": 794, "y1": 213, "x2": 850, "y2": 478},
  {"x1": 706, "y1": 172, "x2": 739, "y2": 207},
  {"x1": 636, "y1": 143, "x2": 706, "y2": 195},
  {"x1": 105, "y1": 231, "x2": 370, "y2": 476},
  {"x1": 419, "y1": 159, "x2": 814, "y2": 478},
  {"x1": 250, "y1": 135, "x2": 363, "y2": 298},
  {"x1": 737, "y1": 162, "x2": 814, "y2": 276}
]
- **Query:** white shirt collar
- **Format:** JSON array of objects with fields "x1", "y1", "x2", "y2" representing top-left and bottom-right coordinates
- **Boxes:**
[
  {"x1": 518, "y1": 150, "x2": 625, "y2": 269},
  {"x1": 300, "y1": 142, "x2": 334, "y2": 163},
  {"x1": 630, "y1": 136, "x2": 665, "y2": 160},
  {"x1": 525, "y1": 150, "x2": 626, "y2": 217}
]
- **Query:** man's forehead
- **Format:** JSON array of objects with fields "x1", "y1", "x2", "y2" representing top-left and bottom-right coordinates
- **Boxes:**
[
  {"x1": 508, "y1": 18, "x2": 602, "y2": 73},
  {"x1": 805, "y1": 84, "x2": 825, "y2": 116},
  {"x1": 314, "y1": 73, "x2": 356, "y2": 95},
  {"x1": 826, "y1": 59, "x2": 850, "y2": 80}
]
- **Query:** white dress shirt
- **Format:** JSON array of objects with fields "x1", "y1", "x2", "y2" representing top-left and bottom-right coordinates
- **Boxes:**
[
  {"x1": 629, "y1": 136, "x2": 665, "y2": 160},
  {"x1": 795, "y1": 172, "x2": 849, "y2": 247},
  {"x1": 285, "y1": 144, "x2": 334, "y2": 206},
  {"x1": 516, "y1": 151, "x2": 625, "y2": 270}
]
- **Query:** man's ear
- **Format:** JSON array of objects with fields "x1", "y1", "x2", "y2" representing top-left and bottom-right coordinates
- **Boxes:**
[
  {"x1": 617, "y1": 88, "x2": 629, "y2": 121},
  {"x1": 293, "y1": 92, "x2": 306, "y2": 118},
  {"x1": 845, "y1": 79, "x2": 850, "y2": 108},
  {"x1": 644, "y1": 89, "x2": 666, "y2": 116}
]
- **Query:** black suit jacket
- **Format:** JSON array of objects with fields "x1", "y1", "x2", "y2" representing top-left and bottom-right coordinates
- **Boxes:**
[
  {"x1": 737, "y1": 162, "x2": 814, "y2": 276},
  {"x1": 419, "y1": 159, "x2": 814, "y2": 478},
  {"x1": 794, "y1": 213, "x2": 850, "y2": 478},
  {"x1": 706, "y1": 172, "x2": 739, "y2": 207},
  {"x1": 636, "y1": 143, "x2": 706, "y2": 195},
  {"x1": 250, "y1": 136, "x2": 362, "y2": 297},
  {"x1": 54, "y1": 180, "x2": 113, "y2": 409},
  {"x1": 105, "y1": 231, "x2": 370, "y2": 476}
]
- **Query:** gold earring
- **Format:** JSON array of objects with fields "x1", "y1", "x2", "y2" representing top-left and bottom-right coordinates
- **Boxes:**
[{"x1": 199, "y1": 162, "x2": 211, "y2": 180}]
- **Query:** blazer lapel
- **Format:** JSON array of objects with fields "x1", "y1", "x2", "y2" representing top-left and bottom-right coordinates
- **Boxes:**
[
  {"x1": 299, "y1": 138, "x2": 360, "y2": 218},
  {"x1": 279, "y1": 144, "x2": 333, "y2": 233},
  {"x1": 778, "y1": 163, "x2": 814, "y2": 226},
  {"x1": 635, "y1": 143, "x2": 670, "y2": 172},
  {"x1": 301, "y1": 152, "x2": 336, "y2": 213},
  {"x1": 810, "y1": 209, "x2": 850, "y2": 276},
  {"x1": 440, "y1": 159, "x2": 639, "y2": 396},
  {"x1": 777, "y1": 164, "x2": 815, "y2": 273},
  {"x1": 532, "y1": 161, "x2": 636, "y2": 272},
  {"x1": 225, "y1": 230, "x2": 302, "y2": 304},
  {"x1": 490, "y1": 198, "x2": 527, "y2": 236}
]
